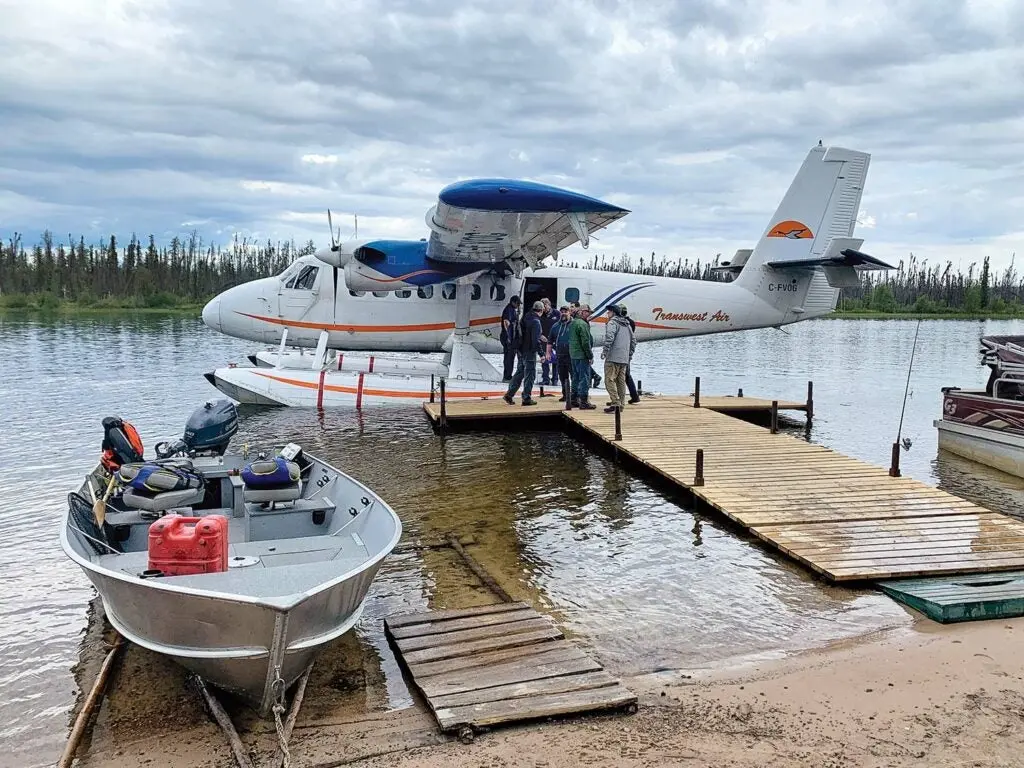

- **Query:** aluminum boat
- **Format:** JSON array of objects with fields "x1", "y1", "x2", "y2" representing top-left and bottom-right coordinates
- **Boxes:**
[{"x1": 60, "y1": 400, "x2": 402, "y2": 715}]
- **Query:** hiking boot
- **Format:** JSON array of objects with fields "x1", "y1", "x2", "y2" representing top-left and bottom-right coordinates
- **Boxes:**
[
  {"x1": 522, "y1": 398, "x2": 538, "y2": 406},
  {"x1": 628, "y1": 397, "x2": 640, "y2": 404},
  {"x1": 604, "y1": 405, "x2": 619, "y2": 413},
  {"x1": 592, "y1": 374, "x2": 602, "y2": 387},
  {"x1": 503, "y1": 394, "x2": 514, "y2": 405},
  {"x1": 579, "y1": 398, "x2": 596, "y2": 410}
]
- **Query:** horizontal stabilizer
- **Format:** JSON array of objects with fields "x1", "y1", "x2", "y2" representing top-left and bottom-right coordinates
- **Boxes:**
[
  {"x1": 765, "y1": 236, "x2": 894, "y2": 271},
  {"x1": 709, "y1": 248, "x2": 752, "y2": 275}
]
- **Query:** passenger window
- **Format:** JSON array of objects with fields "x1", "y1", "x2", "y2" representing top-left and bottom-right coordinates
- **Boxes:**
[
  {"x1": 417, "y1": 285, "x2": 434, "y2": 299},
  {"x1": 471, "y1": 284, "x2": 481, "y2": 300},
  {"x1": 442, "y1": 283, "x2": 457, "y2": 300},
  {"x1": 292, "y1": 265, "x2": 319, "y2": 290},
  {"x1": 349, "y1": 289, "x2": 365, "y2": 297},
  {"x1": 285, "y1": 274, "x2": 298, "y2": 289},
  {"x1": 565, "y1": 287, "x2": 580, "y2": 303},
  {"x1": 396, "y1": 289, "x2": 411, "y2": 298},
  {"x1": 372, "y1": 291, "x2": 388, "y2": 298},
  {"x1": 490, "y1": 284, "x2": 506, "y2": 301}
]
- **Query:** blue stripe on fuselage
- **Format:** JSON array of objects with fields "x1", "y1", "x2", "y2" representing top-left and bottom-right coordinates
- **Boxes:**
[{"x1": 591, "y1": 282, "x2": 655, "y2": 316}]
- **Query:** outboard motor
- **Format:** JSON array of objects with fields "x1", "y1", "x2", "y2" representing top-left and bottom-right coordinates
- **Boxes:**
[{"x1": 156, "y1": 400, "x2": 239, "y2": 458}]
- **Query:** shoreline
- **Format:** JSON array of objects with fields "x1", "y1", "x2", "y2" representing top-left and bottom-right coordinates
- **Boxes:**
[{"x1": 72, "y1": 608, "x2": 1024, "y2": 768}]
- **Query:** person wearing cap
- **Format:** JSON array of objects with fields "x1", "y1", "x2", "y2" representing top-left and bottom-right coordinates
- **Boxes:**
[
  {"x1": 547, "y1": 304, "x2": 573, "y2": 401},
  {"x1": 568, "y1": 304, "x2": 596, "y2": 409},
  {"x1": 617, "y1": 305, "x2": 641, "y2": 404},
  {"x1": 503, "y1": 300, "x2": 544, "y2": 406},
  {"x1": 499, "y1": 294, "x2": 522, "y2": 380},
  {"x1": 600, "y1": 304, "x2": 636, "y2": 413}
]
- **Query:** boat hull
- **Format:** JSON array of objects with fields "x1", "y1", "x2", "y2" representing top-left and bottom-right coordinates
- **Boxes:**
[
  {"x1": 61, "y1": 448, "x2": 402, "y2": 715},
  {"x1": 75, "y1": 556, "x2": 380, "y2": 712},
  {"x1": 936, "y1": 388, "x2": 1024, "y2": 479}
]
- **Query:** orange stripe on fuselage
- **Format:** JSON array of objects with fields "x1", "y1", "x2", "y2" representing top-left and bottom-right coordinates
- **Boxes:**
[
  {"x1": 236, "y1": 312, "x2": 501, "y2": 334},
  {"x1": 591, "y1": 316, "x2": 688, "y2": 330},
  {"x1": 252, "y1": 371, "x2": 508, "y2": 399}
]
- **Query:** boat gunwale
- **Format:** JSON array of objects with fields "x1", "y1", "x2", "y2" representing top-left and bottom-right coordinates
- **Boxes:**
[{"x1": 59, "y1": 450, "x2": 403, "y2": 613}]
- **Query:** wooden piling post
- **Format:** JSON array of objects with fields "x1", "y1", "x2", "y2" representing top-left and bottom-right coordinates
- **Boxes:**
[
  {"x1": 693, "y1": 448, "x2": 704, "y2": 486},
  {"x1": 738, "y1": 388, "x2": 743, "y2": 397},
  {"x1": 637, "y1": 379, "x2": 642, "y2": 395},
  {"x1": 614, "y1": 406, "x2": 622, "y2": 441},
  {"x1": 771, "y1": 400, "x2": 778, "y2": 434},
  {"x1": 429, "y1": 374, "x2": 435, "y2": 403},
  {"x1": 889, "y1": 442, "x2": 901, "y2": 477},
  {"x1": 694, "y1": 376, "x2": 701, "y2": 408},
  {"x1": 439, "y1": 378, "x2": 448, "y2": 433},
  {"x1": 806, "y1": 380, "x2": 814, "y2": 422}
]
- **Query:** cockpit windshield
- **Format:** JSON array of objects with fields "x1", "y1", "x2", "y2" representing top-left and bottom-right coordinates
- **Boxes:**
[
  {"x1": 279, "y1": 263, "x2": 301, "y2": 285},
  {"x1": 284, "y1": 264, "x2": 320, "y2": 291}
]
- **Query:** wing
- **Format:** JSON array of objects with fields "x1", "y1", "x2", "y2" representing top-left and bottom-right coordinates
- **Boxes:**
[{"x1": 424, "y1": 179, "x2": 629, "y2": 271}]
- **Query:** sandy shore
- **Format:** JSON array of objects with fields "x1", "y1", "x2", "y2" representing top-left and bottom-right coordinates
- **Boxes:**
[{"x1": 74, "y1": 613, "x2": 1024, "y2": 768}]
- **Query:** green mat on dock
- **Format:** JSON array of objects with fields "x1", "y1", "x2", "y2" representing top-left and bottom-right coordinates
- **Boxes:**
[{"x1": 879, "y1": 571, "x2": 1024, "y2": 623}]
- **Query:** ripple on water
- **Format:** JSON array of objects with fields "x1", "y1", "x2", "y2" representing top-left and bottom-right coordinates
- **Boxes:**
[{"x1": 3, "y1": 314, "x2": 1024, "y2": 767}]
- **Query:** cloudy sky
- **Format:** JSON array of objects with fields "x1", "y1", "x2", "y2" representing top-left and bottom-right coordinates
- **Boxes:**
[{"x1": 2, "y1": 0, "x2": 1022, "y2": 271}]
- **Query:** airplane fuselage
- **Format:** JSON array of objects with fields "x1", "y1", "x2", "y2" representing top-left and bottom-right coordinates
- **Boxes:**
[{"x1": 201, "y1": 256, "x2": 813, "y2": 354}]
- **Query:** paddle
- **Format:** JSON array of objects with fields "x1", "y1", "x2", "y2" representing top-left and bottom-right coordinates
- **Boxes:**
[{"x1": 94, "y1": 474, "x2": 117, "y2": 527}]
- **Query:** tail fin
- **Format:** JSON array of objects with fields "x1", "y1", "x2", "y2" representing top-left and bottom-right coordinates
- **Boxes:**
[{"x1": 734, "y1": 144, "x2": 870, "y2": 318}]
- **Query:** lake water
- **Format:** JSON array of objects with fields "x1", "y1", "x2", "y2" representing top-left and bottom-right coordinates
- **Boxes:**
[{"x1": 3, "y1": 314, "x2": 1024, "y2": 766}]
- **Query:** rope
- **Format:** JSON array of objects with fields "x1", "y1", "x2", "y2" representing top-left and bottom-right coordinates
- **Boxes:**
[{"x1": 272, "y1": 666, "x2": 291, "y2": 768}]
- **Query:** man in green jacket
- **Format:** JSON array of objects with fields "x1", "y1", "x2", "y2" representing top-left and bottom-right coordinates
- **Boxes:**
[{"x1": 568, "y1": 305, "x2": 596, "y2": 409}]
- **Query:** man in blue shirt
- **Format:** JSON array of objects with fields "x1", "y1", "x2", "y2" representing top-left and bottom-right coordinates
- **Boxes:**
[
  {"x1": 503, "y1": 300, "x2": 544, "y2": 406},
  {"x1": 546, "y1": 305, "x2": 573, "y2": 401}
]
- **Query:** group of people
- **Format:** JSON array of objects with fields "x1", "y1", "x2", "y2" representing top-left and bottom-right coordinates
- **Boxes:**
[{"x1": 500, "y1": 294, "x2": 640, "y2": 412}]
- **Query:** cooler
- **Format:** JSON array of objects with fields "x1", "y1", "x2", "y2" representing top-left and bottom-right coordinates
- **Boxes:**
[{"x1": 147, "y1": 515, "x2": 229, "y2": 576}]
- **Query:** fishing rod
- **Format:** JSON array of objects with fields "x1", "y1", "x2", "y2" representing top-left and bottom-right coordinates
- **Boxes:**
[{"x1": 890, "y1": 318, "x2": 922, "y2": 477}]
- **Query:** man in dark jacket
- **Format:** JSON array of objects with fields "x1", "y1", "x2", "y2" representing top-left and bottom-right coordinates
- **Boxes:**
[
  {"x1": 503, "y1": 300, "x2": 544, "y2": 406},
  {"x1": 499, "y1": 295, "x2": 522, "y2": 381},
  {"x1": 539, "y1": 298, "x2": 560, "y2": 386}
]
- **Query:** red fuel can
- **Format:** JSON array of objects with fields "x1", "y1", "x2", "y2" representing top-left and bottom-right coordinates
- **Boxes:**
[{"x1": 147, "y1": 515, "x2": 229, "y2": 576}]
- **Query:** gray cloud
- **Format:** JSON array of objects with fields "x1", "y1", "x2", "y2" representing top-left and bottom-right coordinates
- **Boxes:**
[{"x1": 1, "y1": 0, "x2": 1022, "y2": 269}]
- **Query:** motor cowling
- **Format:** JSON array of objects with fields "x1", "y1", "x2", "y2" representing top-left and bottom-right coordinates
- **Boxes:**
[{"x1": 183, "y1": 400, "x2": 239, "y2": 456}]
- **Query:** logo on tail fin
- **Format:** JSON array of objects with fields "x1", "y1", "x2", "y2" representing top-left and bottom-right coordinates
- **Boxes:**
[{"x1": 767, "y1": 220, "x2": 814, "y2": 239}]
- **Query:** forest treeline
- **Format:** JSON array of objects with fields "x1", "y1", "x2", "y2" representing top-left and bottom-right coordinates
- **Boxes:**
[
  {"x1": 566, "y1": 251, "x2": 1024, "y2": 315},
  {"x1": 0, "y1": 231, "x2": 315, "y2": 309},
  {"x1": 0, "y1": 231, "x2": 1020, "y2": 316}
]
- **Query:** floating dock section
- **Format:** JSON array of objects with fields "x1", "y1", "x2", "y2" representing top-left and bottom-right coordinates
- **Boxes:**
[
  {"x1": 423, "y1": 392, "x2": 1024, "y2": 584},
  {"x1": 384, "y1": 602, "x2": 637, "y2": 736}
]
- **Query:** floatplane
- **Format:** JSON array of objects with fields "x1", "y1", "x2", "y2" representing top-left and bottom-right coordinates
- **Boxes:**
[{"x1": 202, "y1": 143, "x2": 893, "y2": 407}]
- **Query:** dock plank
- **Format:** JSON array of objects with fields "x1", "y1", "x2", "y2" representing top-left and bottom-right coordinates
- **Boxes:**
[
  {"x1": 424, "y1": 392, "x2": 1024, "y2": 585},
  {"x1": 385, "y1": 604, "x2": 637, "y2": 735}
]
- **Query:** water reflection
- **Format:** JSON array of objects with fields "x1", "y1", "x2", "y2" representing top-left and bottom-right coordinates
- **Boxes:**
[{"x1": 3, "y1": 314, "x2": 1024, "y2": 767}]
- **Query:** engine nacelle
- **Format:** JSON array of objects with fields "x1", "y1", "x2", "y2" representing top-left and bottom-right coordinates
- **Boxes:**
[{"x1": 341, "y1": 239, "x2": 495, "y2": 292}]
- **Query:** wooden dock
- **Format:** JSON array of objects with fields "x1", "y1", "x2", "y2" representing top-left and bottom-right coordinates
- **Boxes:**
[
  {"x1": 424, "y1": 393, "x2": 1024, "y2": 583},
  {"x1": 384, "y1": 602, "x2": 637, "y2": 737},
  {"x1": 422, "y1": 393, "x2": 807, "y2": 424}
]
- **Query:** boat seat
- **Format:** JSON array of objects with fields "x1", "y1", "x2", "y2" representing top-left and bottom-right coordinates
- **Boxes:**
[
  {"x1": 122, "y1": 487, "x2": 206, "y2": 513},
  {"x1": 117, "y1": 462, "x2": 206, "y2": 514},
  {"x1": 241, "y1": 456, "x2": 302, "y2": 504}
]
